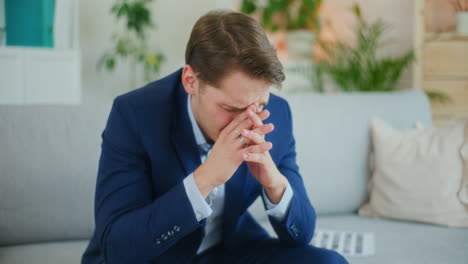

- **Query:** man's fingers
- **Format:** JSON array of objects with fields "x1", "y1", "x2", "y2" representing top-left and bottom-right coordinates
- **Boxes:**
[
  {"x1": 225, "y1": 110, "x2": 249, "y2": 131},
  {"x1": 231, "y1": 110, "x2": 269, "y2": 139},
  {"x1": 222, "y1": 105, "x2": 269, "y2": 141},
  {"x1": 242, "y1": 152, "x2": 268, "y2": 163},
  {"x1": 222, "y1": 105, "x2": 256, "y2": 136},
  {"x1": 247, "y1": 108, "x2": 263, "y2": 128},
  {"x1": 252, "y1": 123, "x2": 274, "y2": 137},
  {"x1": 241, "y1": 129, "x2": 266, "y2": 144},
  {"x1": 242, "y1": 142, "x2": 272, "y2": 155},
  {"x1": 258, "y1": 109, "x2": 270, "y2": 122},
  {"x1": 229, "y1": 118, "x2": 253, "y2": 141}
]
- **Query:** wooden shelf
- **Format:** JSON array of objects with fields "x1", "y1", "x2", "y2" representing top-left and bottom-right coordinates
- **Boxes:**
[
  {"x1": 425, "y1": 32, "x2": 468, "y2": 41},
  {"x1": 422, "y1": 40, "x2": 468, "y2": 79}
]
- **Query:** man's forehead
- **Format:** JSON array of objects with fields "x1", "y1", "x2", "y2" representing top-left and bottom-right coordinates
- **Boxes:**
[{"x1": 213, "y1": 71, "x2": 271, "y2": 105}]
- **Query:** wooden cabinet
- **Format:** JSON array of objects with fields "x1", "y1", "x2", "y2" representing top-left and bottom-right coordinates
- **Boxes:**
[
  {"x1": 422, "y1": 37, "x2": 468, "y2": 126},
  {"x1": 414, "y1": 0, "x2": 468, "y2": 126}
]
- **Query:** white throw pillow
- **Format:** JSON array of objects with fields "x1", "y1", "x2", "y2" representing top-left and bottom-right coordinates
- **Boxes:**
[{"x1": 359, "y1": 117, "x2": 468, "y2": 227}]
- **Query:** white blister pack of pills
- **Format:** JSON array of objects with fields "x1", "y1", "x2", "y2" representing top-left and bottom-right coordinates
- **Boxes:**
[{"x1": 310, "y1": 229, "x2": 375, "y2": 257}]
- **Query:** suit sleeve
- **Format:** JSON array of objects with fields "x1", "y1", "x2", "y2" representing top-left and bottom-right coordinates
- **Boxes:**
[
  {"x1": 262, "y1": 99, "x2": 317, "y2": 246},
  {"x1": 94, "y1": 96, "x2": 203, "y2": 263},
  {"x1": 262, "y1": 181, "x2": 293, "y2": 220}
]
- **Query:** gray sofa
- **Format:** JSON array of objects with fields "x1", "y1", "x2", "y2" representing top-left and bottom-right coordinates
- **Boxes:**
[{"x1": 1, "y1": 89, "x2": 467, "y2": 263}]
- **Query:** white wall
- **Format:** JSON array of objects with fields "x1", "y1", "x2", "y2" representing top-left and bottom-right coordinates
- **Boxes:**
[
  {"x1": 79, "y1": 0, "x2": 416, "y2": 105},
  {"x1": 79, "y1": 0, "x2": 231, "y2": 105}
]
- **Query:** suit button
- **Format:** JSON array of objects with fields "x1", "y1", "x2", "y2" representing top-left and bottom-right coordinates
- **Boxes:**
[
  {"x1": 294, "y1": 229, "x2": 300, "y2": 236},
  {"x1": 161, "y1": 234, "x2": 168, "y2": 240},
  {"x1": 289, "y1": 224, "x2": 300, "y2": 237},
  {"x1": 173, "y1": 225, "x2": 180, "y2": 232},
  {"x1": 168, "y1": 230, "x2": 174, "y2": 237},
  {"x1": 155, "y1": 239, "x2": 161, "y2": 244}
]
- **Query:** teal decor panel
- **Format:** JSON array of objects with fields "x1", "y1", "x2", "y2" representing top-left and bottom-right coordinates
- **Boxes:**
[{"x1": 5, "y1": 0, "x2": 55, "y2": 47}]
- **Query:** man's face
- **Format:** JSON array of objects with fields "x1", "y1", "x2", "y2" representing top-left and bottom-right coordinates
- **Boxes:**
[{"x1": 183, "y1": 67, "x2": 271, "y2": 143}]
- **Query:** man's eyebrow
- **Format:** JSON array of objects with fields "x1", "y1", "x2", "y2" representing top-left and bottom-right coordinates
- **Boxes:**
[
  {"x1": 223, "y1": 99, "x2": 269, "y2": 110},
  {"x1": 221, "y1": 104, "x2": 246, "y2": 111}
]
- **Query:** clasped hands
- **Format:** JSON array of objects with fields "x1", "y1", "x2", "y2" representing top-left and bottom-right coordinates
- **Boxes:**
[{"x1": 193, "y1": 103, "x2": 287, "y2": 204}]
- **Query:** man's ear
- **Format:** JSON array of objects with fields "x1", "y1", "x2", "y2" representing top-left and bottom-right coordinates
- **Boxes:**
[{"x1": 181, "y1": 64, "x2": 199, "y2": 96}]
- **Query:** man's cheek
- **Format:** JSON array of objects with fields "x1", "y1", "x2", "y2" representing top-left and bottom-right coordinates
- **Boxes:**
[{"x1": 219, "y1": 114, "x2": 236, "y2": 132}]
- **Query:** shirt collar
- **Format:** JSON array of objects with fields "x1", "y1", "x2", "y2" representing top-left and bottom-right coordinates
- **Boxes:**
[{"x1": 187, "y1": 94, "x2": 208, "y2": 146}]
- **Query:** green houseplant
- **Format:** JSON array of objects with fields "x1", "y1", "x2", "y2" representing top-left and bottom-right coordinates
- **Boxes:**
[
  {"x1": 314, "y1": 4, "x2": 450, "y2": 103},
  {"x1": 240, "y1": 0, "x2": 322, "y2": 60},
  {"x1": 240, "y1": 0, "x2": 322, "y2": 32},
  {"x1": 98, "y1": 0, "x2": 164, "y2": 88}
]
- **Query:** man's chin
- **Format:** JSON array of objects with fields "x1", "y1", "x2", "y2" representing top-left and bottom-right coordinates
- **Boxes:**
[
  {"x1": 200, "y1": 130, "x2": 215, "y2": 144},
  {"x1": 210, "y1": 136, "x2": 217, "y2": 144},
  {"x1": 205, "y1": 133, "x2": 216, "y2": 145}
]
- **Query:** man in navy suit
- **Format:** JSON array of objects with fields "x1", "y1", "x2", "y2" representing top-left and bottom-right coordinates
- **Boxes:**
[{"x1": 82, "y1": 10, "x2": 348, "y2": 264}]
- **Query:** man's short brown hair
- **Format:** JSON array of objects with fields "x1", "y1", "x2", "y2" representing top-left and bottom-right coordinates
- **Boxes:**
[{"x1": 185, "y1": 10, "x2": 285, "y2": 89}]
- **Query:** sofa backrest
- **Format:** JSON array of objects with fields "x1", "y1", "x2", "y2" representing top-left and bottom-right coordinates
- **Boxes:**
[
  {"x1": 0, "y1": 105, "x2": 110, "y2": 246},
  {"x1": 0, "y1": 89, "x2": 432, "y2": 245},
  {"x1": 282, "y1": 89, "x2": 432, "y2": 215}
]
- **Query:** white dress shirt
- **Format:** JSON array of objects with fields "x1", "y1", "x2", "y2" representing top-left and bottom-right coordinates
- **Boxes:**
[{"x1": 183, "y1": 95, "x2": 293, "y2": 254}]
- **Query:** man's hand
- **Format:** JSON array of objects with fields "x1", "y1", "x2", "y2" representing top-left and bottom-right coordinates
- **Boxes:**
[
  {"x1": 240, "y1": 105, "x2": 288, "y2": 204},
  {"x1": 193, "y1": 105, "x2": 273, "y2": 198}
]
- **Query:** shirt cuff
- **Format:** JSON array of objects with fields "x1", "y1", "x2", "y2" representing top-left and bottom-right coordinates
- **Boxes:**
[
  {"x1": 262, "y1": 180, "x2": 293, "y2": 221},
  {"x1": 183, "y1": 173, "x2": 212, "y2": 222}
]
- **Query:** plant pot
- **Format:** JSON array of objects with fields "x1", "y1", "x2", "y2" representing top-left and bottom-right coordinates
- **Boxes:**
[
  {"x1": 285, "y1": 30, "x2": 315, "y2": 60},
  {"x1": 456, "y1": 12, "x2": 468, "y2": 35}
]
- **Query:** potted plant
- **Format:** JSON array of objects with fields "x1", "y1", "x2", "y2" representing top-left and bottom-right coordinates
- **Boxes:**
[
  {"x1": 314, "y1": 4, "x2": 450, "y2": 103},
  {"x1": 451, "y1": 0, "x2": 468, "y2": 34},
  {"x1": 240, "y1": 0, "x2": 322, "y2": 60},
  {"x1": 98, "y1": 0, "x2": 164, "y2": 89}
]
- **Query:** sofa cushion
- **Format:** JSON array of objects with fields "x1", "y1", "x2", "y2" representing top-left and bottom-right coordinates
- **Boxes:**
[
  {"x1": 316, "y1": 215, "x2": 468, "y2": 264},
  {"x1": 253, "y1": 210, "x2": 468, "y2": 264},
  {"x1": 0, "y1": 240, "x2": 88, "y2": 264},
  {"x1": 359, "y1": 117, "x2": 468, "y2": 227}
]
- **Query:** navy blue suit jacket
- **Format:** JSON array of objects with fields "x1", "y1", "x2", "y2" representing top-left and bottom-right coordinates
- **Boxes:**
[{"x1": 82, "y1": 68, "x2": 316, "y2": 263}]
